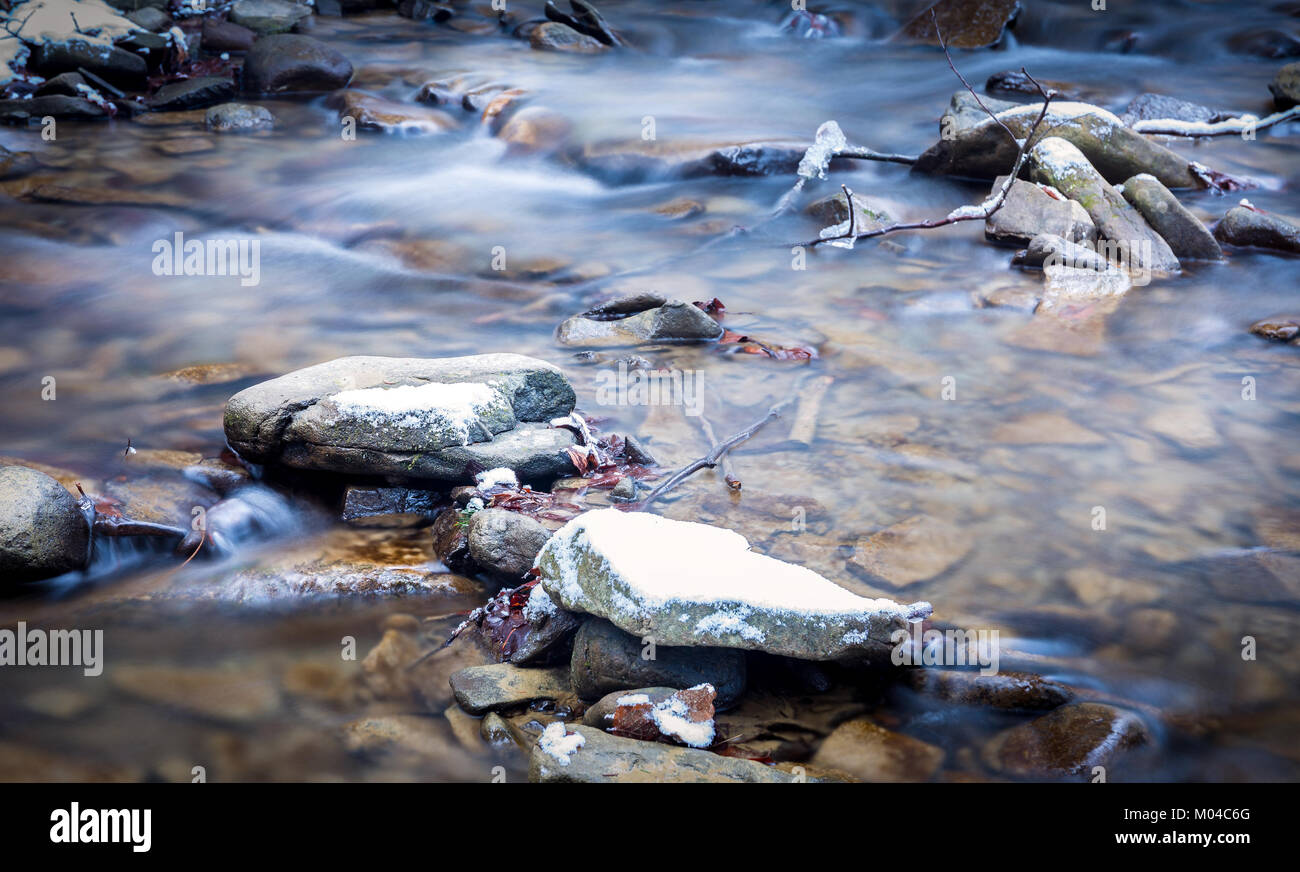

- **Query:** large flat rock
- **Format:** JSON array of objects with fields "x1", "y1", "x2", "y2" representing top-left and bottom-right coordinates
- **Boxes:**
[{"x1": 535, "y1": 509, "x2": 931, "y2": 661}]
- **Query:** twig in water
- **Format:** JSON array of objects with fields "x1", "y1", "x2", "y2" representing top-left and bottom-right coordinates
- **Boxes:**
[
  {"x1": 633, "y1": 387, "x2": 804, "y2": 509},
  {"x1": 788, "y1": 375, "x2": 834, "y2": 446},
  {"x1": 1132, "y1": 105, "x2": 1300, "y2": 137}
]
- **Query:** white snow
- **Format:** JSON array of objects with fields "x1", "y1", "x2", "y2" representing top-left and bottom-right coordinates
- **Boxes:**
[
  {"x1": 1030, "y1": 137, "x2": 1097, "y2": 181},
  {"x1": 538, "y1": 722, "x2": 585, "y2": 765},
  {"x1": 649, "y1": 687, "x2": 716, "y2": 749},
  {"x1": 539, "y1": 508, "x2": 916, "y2": 621},
  {"x1": 522, "y1": 583, "x2": 557, "y2": 621},
  {"x1": 475, "y1": 466, "x2": 518, "y2": 491},
  {"x1": 328, "y1": 381, "x2": 506, "y2": 443}
]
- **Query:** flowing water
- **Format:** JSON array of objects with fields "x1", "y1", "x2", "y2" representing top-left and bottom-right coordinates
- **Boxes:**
[{"x1": 0, "y1": 0, "x2": 1298, "y2": 781}]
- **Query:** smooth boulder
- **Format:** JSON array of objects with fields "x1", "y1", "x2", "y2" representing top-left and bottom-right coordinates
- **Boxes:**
[
  {"x1": 0, "y1": 466, "x2": 89, "y2": 584},
  {"x1": 241, "y1": 34, "x2": 354, "y2": 94},
  {"x1": 1120, "y1": 174, "x2": 1221, "y2": 261}
]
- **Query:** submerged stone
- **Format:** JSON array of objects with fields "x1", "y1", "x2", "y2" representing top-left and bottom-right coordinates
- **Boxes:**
[{"x1": 536, "y1": 509, "x2": 931, "y2": 660}]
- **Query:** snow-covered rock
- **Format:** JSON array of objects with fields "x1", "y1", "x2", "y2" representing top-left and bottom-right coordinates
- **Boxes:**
[
  {"x1": 223, "y1": 355, "x2": 577, "y2": 483},
  {"x1": 535, "y1": 509, "x2": 931, "y2": 661}
]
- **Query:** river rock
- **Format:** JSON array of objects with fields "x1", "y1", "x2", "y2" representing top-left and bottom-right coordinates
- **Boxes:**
[
  {"x1": 892, "y1": 0, "x2": 1021, "y2": 49},
  {"x1": 1028, "y1": 137, "x2": 1180, "y2": 272},
  {"x1": 1271, "y1": 62, "x2": 1300, "y2": 108},
  {"x1": 330, "y1": 90, "x2": 458, "y2": 135},
  {"x1": 0, "y1": 96, "x2": 107, "y2": 123},
  {"x1": 916, "y1": 96, "x2": 1203, "y2": 190},
  {"x1": 148, "y1": 76, "x2": 236, "y2": 111},
  {"x1": 984, "y1": 176, "x2": 1096, "y2": 246},
  {"x1": 582, "y1": 686, "x2": 679, "y2": 727},
  {"x1": 467, "y1": 508, "x2": 552, "y2": 580},
  {"x1": 1119, "y1": 93, "x2": 1233, "y2": 126},
  {"x1": 1120, "y1": 174, "x2": 1221, "y2": 260},
  {"x1": 241, "y1": 34, "x2": 354, "y2": 94},
  {"x1": 573, "y1": 138, "x2": 809, "y2": 184},
  {"x1": 1249, "y1": 316, "x2": 1300, "y2": 343},
  {"x1": 981, "y1": 702, "x2": 1148, "y2": 778},
  {"x1": 126, "y1": 7, "x2": 172, "y2": 31},
  {"x1": 569, "y1": 618, "x2": 747, "y2": 707},
  {"x1": 905, "y1": 669, "x2": 1074, "y2": 710},
  {"x1": 811, "y1": 718, "x2": 945, "y2": 782},
  {"x1": 202, "y1": 18, "x2": 258, "y2": 53},
  {"x1": 529, "y1": 722, "x2": 794, "y2": 782},
  {"x1": 229, "y1": 0, "x2": 311, "y2": 34},
  {"x1": 0, "y1": 466, "x2": 89, "y2": 584},
  {"x1": 223, "y1": 354, "x2": 577, "y2": 483},
  {"x1": 1213, "y1": 204, "x2": 1300, "y2": 254},
  {"x1": 806, "y1": 191, "x2": 891, "y2": 233},
  {"x1": 529, "y1": 21, "x2": 609, "y2": 53},
  {"x1": 537, "y1": 509, "x2": 931, "y2": 661},
  {"x1": 448, "y1": 663, "x2": 573, "y2": 714},
  {"x1": 849, "y1": 515, "x2": 973, "y2": 588},
  {"x1": 556, "y1": 300, "x2": 722, "y2": 346},
  {"x1": 30, "y1": 39, "x2": 147, "y2": 88},
  {"x1": 206, "y1": 102, "x2": 275, "y2": 133}
]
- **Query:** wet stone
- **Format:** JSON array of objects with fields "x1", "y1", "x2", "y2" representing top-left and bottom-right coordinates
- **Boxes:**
[{"x1": 981, "y1": 703, "x2": 1149, "y2": 779}]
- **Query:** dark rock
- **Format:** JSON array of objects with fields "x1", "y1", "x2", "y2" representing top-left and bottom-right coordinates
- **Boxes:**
[
  {"x1": 31, "y1": 40, "x2": 147, "y2": 88},
  {"x1": 1120, "y1": 174, "x2": 1222, "y2": 261},
  {"x1": 0, "y1": 96, "x2": 107, "y2": 124},
  {"x1": 205, "y1": 102, "x2": 275, "y2": 133},
  {"x1": 811, "y1": 718, "x2": 945, "y2": 782},
  {"x1": 1214, "y1": 204, "x2": 1300, "y2": 254},
  {"x1": 987, "y1": 70, "x2": 1086, "y2": 102},
  {"x1": 148, "y1": 76, "x2": 236, "y2": 111},
  {"x1": 341, "y1": 485, "x2": 442, "y2": 527},
  {"x1": 984, "y1": 176, "x2": 1096, "y2": 247},
  {"x1": 556, "y1": 300, "x2": 722, "y2": 346},
  {"x1": 1119, "y1": 93, "x2": 1234, "y2": 127},
  {"x1": 34, "y1": 72, "x2": 87, "y2": 97},
  {"x1": 573, "y1": 138, "x2": 809, "y2": 184},
  {"x1": 981, "y1": 702, "x2": 1148, "y2": 779},
  {"x1": 1270, "y1": 62, "x2": 1300, "y2": 108},
  {"x1": 448, "y1": 663, "x2": 573, "y2": 714},
  {"x1": 0, "y1": 466, "x2": 90, "y2": 584},
  {"x1": 905, "y1": 669, "x2": 1074, "y2": 710},
  {"x1": 1250, "y1": 316, "x2": 1300, "y2": 342},
  {"x1": 466, "y1": 508, "x2": 551, "y2": 579},
  {"x1": 893, "y1": 0, "x2": 1021, "y2": 49},
  {"x1": 569, "y1": 618, "x2": 747, "y2": 708},
  {"x1": 201, "y1": 19, "x2": 258, "y2": 53},
  {"x1": 241, "y1": 34, "x2": 354, "y2": 94}
]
